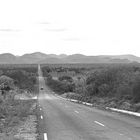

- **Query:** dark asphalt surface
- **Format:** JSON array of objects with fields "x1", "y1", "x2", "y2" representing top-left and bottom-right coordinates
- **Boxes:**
[{"x1": 38, "y1": 66, "x2": 140, "y2": 140}]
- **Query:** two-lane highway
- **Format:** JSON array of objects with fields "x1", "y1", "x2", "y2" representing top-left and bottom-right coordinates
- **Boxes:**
[{"x1": 38, "y1": 65, "x2": 140, "y2": 140}]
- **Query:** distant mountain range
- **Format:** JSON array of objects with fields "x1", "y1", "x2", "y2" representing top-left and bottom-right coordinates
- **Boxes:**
[{"x1": 0, "y1": 52, "x2": 139, "y2": 64}]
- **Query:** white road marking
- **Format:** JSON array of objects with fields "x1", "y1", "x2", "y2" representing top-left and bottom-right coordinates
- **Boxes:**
[
  {"x1": 44, "y1": 133, "x2": 48, "y2": 140},
  {"x1": 71, "y1": 99, "x2": 78, "y2": 102},
  {"x1": 94, "y1": 121, "x2": 105, "y2": 127},
  {"x1": 82, "y1": 102, "x2": 86, "y2": 105},
  {"x1": 41, "y1": 115, "x2": 43, "y2": 119},
  {"x1": 108, "y1": 107, "x2": 140, "y2": 117},
  {"x1": 75, "y1": 110, "x2": 79, "y2": 113},
  {"x1": 40, "y1": 108, "x2": 42, "y2": 110},
  {"x1": 85, "y1": 103, "x2": 93, "y2": 106}
]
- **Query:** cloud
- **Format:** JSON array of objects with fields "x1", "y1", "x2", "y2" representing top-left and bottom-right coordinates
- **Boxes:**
[
  {"x1": 112, "y1": 40, "x2": 120, "y2": 45},
  {"x1": 63, "y1": 38, "x2": 80, "y2": 41},
  {"x1": 0, "y1": 29, "x2": 20, "y2": 32},
  {"x1": 45, "y1": 28, "x2": 67, "y2": 32},
  {"x1": 39, "y1": 22, "x2": 51, "y2": 25}
]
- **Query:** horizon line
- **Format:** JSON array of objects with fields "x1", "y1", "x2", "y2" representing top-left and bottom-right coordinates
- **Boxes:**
[{"x1": 0, "y1": 52, "x2": 138, "y2": 57}]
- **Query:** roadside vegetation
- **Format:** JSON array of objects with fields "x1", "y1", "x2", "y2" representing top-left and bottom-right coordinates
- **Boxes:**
[
  {"x1": 0, "y1": 64, "x2": 38, "y2": 93},
  {"x1": 42, "y1": 63, "x2": 140, "y2": 112},
  {"x1": 0, "y1": 64, "x2": 39, "y2": 140}
]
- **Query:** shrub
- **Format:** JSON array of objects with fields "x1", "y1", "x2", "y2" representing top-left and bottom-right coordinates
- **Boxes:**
[
  {"x1": 58, "y1": 75, "x2": 73, "y2": 83},
  {"x1": 46, "y1": 78, "x2": 75, "y2": 94},
  {"x1": 86, "y1": 83, "x2": 98, "y2": 96},
  {"x1": 116, "y1": 83, "x2": 133, "y2": 99},
  {"x1": 98, "y1": 84, "x2": 110, "y2": 96},
  {"x1": 132, "y1": 77, "x2": 140, "y2": 102}
]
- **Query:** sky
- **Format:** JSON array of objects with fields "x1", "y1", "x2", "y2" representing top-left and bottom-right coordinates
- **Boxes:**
[{"x1": 0, "y1": 0, "x2": 140, "y2": 56}]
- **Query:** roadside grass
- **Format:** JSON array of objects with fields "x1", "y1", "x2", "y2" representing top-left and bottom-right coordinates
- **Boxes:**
[
  {"x1": 0, "y1": 92, "x2": 38, "y2": 140},
  {"x1": 61, "y1": 92, "x2": 140, "y2": 113}
]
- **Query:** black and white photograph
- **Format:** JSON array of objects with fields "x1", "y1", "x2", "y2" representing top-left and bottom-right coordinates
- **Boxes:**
[{"x1": 0, "y1": 0, "x2": 140, "y2": 139}]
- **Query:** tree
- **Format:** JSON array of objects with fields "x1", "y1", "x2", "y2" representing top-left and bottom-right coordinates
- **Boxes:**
[
  {"x1": 58, "y1": 76, "x2": 73, "y2": 83},
  {"x1": 132, "y1": 77, "x2": 140, "y2": 103}
]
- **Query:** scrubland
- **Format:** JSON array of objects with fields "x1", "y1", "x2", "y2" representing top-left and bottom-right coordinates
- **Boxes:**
[
  {"x1": 0, "y1": 64, "x2": 39, "y2": 140},
  {"x1": 42, "y1": 63, "x2": 140, "y2": 112}
]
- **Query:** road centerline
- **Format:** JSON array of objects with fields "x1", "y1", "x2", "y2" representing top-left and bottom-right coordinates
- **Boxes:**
[
  {"x1": 44, "y1": 133, "x2": 48, "y2": 140},
  {"x1": 75, "y1": 110, "x2": 79, "y2": 113},
  {"x1": 94, "y1": 121, "x2": 105, "y2": 127}
]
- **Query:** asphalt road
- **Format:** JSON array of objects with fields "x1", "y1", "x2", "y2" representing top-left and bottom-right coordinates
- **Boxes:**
[{"x1": 38, "y1": 66, "x2": 140, "y2": 140}]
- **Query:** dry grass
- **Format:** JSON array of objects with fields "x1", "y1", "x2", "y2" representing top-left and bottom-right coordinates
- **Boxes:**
[{"x1": 0, "y1": 92, "x2": 38, "y2": 139}]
